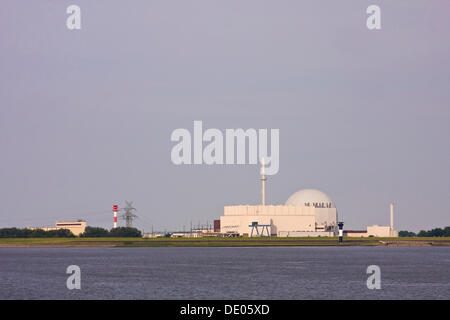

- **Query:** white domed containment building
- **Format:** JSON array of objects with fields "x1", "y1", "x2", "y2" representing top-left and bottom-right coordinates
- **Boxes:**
[{"x1": 219, "y1": 163, "x2": 338, "y2": 237}]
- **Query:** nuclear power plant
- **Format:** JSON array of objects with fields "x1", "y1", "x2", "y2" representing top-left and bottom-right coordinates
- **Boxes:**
[
  {"x1": 218, "y1": 161, "x2": 398, "y2": 237},
  {"x1": 26, "y1": 162, "x2": 398, "y2": 238}
]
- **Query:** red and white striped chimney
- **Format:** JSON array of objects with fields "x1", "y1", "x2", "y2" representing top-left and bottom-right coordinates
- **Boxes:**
[{"x1": 113, "y1": 205, "x2": 118, "y2": 229}]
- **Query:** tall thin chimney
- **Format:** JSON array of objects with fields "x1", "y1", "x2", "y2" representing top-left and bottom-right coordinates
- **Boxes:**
[
  {"x1": 260, "y1": 158, "x2": 266, "y2": 206},
  {"x1": 113, "y1": 205, "x2": 118, "y2": 229},
  {"x1": 390, "y1": 203, "x2": 394, "y2": 230}
]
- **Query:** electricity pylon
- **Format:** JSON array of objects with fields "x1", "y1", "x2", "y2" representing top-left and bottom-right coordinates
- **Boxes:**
[{"x1": 121, "y1": 200, "x2": 138, "y2": 228}]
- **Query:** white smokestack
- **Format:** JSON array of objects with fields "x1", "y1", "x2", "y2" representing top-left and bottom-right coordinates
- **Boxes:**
[
  {"x1": 390, "y1": 203, "x2": 394, "y2": 230},
  {"x1": 260, "y1": 158, "x2": 266, "y2": 206}
]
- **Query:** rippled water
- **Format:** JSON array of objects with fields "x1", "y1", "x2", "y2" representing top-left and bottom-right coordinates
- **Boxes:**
[{"x1": 0, "y1": 247, "x2": 449, "y2": 299}]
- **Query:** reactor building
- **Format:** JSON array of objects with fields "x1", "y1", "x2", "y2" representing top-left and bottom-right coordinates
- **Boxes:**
[
  {"x1": 218, "y1": 161, "x2": 398, "y2": 237},
  {"x1": 219, "y1": 161, "x2": 338, "y2": 237}
]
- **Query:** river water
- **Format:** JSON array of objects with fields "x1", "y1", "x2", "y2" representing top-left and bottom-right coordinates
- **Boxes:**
[{"x1": 0, "y1": 247, "x2": 449, "y2": 299}]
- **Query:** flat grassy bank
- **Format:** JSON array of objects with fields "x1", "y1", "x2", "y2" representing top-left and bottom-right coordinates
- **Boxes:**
[{"x1": 1, "y1": 237, "x2": 450, "y2": 247}]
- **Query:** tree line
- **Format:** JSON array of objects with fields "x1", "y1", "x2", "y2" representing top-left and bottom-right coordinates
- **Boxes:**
[
  {"x1": 80, "y1": 226, "x2": 142, "y2": 237},
  {"x1": 0, "y1": 228, "x2": 75, "y2": 238},
  {"x1": 399, "y1": 226, "x2": 450, "y2": 237},
  {"x1": 0, "y1": 226, "x2": 142, "y2": 238}
]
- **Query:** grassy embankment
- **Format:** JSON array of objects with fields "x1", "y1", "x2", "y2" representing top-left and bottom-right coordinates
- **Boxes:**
[{"x1": 1, "y1": 237, "x2": 450, "y2": 247}]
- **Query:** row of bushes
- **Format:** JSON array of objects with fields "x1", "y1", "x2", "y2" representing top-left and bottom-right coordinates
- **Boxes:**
[
  {"x1": 0, "y1": 228, "x2": 75, "y2": 238},
  {"x1": 0, "y1": 226, "x2": 142, "y2": 238},
  {"x1": 80, "y1": 226, "x2": 142, "y2": 237},
  {"x1": 399, "y1": 227, "x2": 450, "y2": 237}
]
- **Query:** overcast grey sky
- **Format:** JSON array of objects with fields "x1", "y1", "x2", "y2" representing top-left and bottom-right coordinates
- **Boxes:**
[{"x1": 1, "y1": 1, "x2": 449, "y2": 232}]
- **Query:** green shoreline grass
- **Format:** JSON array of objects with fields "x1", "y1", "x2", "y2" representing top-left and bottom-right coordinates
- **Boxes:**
[{"x1": 1, "y1": 237, "x2": 450, "y2": 247}]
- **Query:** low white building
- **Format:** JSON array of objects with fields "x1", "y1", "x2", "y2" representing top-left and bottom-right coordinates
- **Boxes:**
[
  {"x1": 367, "y1": 225, "x2": 398, "y2": 237},
  {"x1": 344, "y1": 204, "x2": 398, "y2": 237}
]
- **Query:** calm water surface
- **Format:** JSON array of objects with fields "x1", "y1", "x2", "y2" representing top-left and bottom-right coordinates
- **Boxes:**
[{"x1": 0, "y1": 247, "x2": 449, "y2": 299}]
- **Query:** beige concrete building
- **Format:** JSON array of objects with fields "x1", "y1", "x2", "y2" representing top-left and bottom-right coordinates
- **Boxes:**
[
  {"x1": 55, "y1": 221, "x2": 86, "y2": 236},
  {"x1": 27, "y1": 220, "x2": 86, "y2": 236}
]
